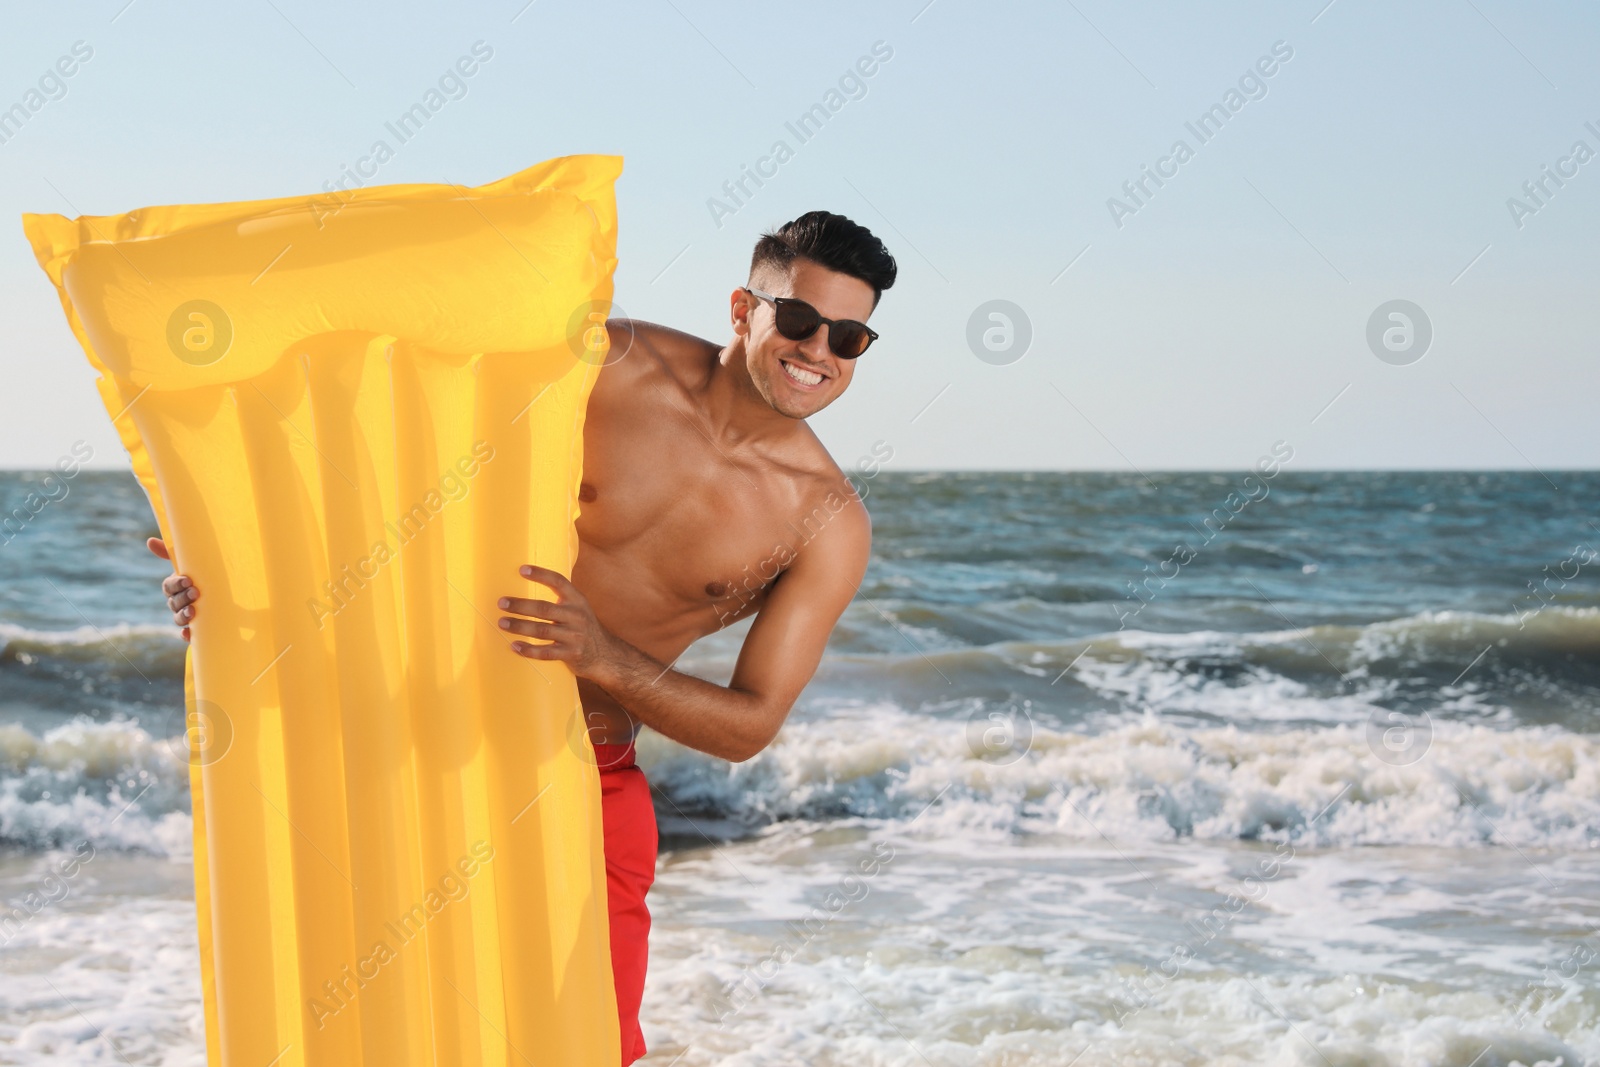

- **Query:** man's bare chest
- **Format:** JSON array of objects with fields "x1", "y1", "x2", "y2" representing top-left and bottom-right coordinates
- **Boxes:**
[
  {"x1": 573, "y1": 405, "x2": 829, "y2": 627},
  {"x1": 569, "y1": 354, "x2": 849, "y2": 634},
  {"x1": 576, "y1": 471, "x2": 801, "y2": 623}
]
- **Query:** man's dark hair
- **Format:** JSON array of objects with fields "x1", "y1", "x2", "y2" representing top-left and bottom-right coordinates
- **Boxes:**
[{"x1": 750, "y1": 211, "x2": 897, "y2": 308}]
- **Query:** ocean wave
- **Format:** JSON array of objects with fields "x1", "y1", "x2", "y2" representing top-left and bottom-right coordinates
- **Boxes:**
[
  {"x1": 3, "y1": 607, "x2": 1596, "y2": 858},
  {"x1": 0, "y1": 620, "x2": 181, "y2": 649},
  {"x1": 0, "y1": 720, "x2": 193, "y2": 857},
  {"x1": 640, "y1": 705, "x2": 1600, "y2": 850},
  {"x1": 932, "y1": 605, "x2": 1600, "y2": 682},
  {"x1": 5, "y1": 605, "x2": 1596, "y2": 724},
  {"x1": 0, "y1": 621, "x2": 185, "y2": 678},
  {"x1": 0, "y1": 706, "x2": 1594, "y2": 859},
  {"x1": 773, "y1": 606, "x2": 1600, "y2": 735}
]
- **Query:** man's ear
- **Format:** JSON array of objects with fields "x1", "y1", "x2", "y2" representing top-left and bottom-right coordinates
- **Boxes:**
[{"x1": 730, "y1": 286, "x2": 756, "y2": 337}]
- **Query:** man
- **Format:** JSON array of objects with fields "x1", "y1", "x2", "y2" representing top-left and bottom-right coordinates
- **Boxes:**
[{"x1": 151, "y1": 210, "x2": 896, "y2": 1063}]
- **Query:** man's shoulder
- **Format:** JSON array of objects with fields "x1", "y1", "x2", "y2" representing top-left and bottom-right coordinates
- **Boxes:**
[
  {"x1": 606, "y1": 319, "x2": 717, "y2": 383},
  {"x1": 790, "y1": 448, "x2": 873, "y2": 558}
]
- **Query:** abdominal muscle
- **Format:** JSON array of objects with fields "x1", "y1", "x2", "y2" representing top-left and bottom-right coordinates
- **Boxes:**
[{"x1": 569, "y1": 551, "x2": 768, "y2": 748}]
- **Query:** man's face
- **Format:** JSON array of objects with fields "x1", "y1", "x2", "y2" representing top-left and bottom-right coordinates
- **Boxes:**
[{"x1": 735, "y1": 257, "x2": 877, "y2": 420}]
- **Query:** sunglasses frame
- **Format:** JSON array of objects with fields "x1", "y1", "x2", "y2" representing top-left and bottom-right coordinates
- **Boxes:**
[{"x1": 744, "y1": 287, "x2": 879, "y2": 360}]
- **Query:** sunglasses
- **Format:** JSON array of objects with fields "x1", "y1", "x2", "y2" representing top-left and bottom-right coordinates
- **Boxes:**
[{"x1": 744, "y1": 287, "x2": 879, "y2": 359}]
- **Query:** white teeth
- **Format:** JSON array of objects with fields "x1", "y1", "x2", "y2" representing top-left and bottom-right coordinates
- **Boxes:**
[{"x1": 782, "y1": 360, "x2": 823, "y2": 386}]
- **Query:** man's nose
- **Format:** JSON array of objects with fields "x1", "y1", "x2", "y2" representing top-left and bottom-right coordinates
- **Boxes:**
[{"x1": 797, "y1": 326, "x2": 832, "y2": 363}]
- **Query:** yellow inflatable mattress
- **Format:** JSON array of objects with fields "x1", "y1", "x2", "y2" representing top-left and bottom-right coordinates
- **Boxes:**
[{"x1": 22, "y1": 154, "x2": 623, "y2": 1066}]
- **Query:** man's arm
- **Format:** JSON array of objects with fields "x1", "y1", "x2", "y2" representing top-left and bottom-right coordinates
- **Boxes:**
[{"x1": 499, "y1": 493, "x2": 871, "y2": 762}]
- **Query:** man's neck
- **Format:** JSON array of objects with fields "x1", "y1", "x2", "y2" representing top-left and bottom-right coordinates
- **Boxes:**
[{"x1": 698, "y1": 341, "x2": 804, "y2": 450}]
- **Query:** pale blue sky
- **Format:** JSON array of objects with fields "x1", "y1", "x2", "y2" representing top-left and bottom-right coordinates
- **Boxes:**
[{"x1": 2, "y1": 0, "x2": 1596, "y2": 471}]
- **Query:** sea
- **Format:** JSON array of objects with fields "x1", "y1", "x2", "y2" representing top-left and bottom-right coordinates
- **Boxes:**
[{"x1": 0, "y1": 469, "x2": 1596, "y2": 1066}]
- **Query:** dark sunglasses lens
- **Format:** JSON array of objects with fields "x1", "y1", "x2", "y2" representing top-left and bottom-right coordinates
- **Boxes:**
[
  {"x1": 829, "y1": 321, "x2": 872, "y2": 359},
  {"x1": 773, "y1": 299, "x2": 821, "y2": 341}
]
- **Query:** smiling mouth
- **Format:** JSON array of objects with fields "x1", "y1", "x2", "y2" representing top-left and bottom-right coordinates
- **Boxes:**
[{"x1": 780, "y1": 358, "x2": 826, "y2": 387}]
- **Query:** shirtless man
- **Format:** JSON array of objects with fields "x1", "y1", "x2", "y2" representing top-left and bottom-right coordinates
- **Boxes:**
[{"x1": 149, "y1": 211, "x2": 898, "y2": 1064}]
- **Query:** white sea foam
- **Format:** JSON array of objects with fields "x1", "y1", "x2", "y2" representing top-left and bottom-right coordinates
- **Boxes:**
[
  {"x1": 0, "y1": 720, "x2": 193, "y2": 858},
  {"x1": 641, "y1": 706, "x2": 1600, "y2": 850},
  {"x1": 642, "y1": 936, "x2": 1598, "y2": 1067},
  {"x1": 0, "y1": 883, "x2": 204, "y2": 1063}
]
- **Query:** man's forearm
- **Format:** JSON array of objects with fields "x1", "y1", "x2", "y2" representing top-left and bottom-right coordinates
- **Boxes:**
[
  {"x1": 498, "y1": 565, "x2": 795, "y2": 762},
  {"x1": 589, "y1": 640, "x2": 778, "y2": 762}
]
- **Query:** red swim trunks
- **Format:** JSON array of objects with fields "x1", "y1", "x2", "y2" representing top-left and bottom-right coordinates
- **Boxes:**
[{"x1": 594, "y1": 742, "x2": 657, "y2": 1066}]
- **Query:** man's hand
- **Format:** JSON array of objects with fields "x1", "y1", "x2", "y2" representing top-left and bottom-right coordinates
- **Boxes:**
[
  {"x1": 147, "y1": 537, "x2": 198, "y2": 642},
  {"x1": 499, "y1": 564, "x2": 627, "y2": 685}
]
